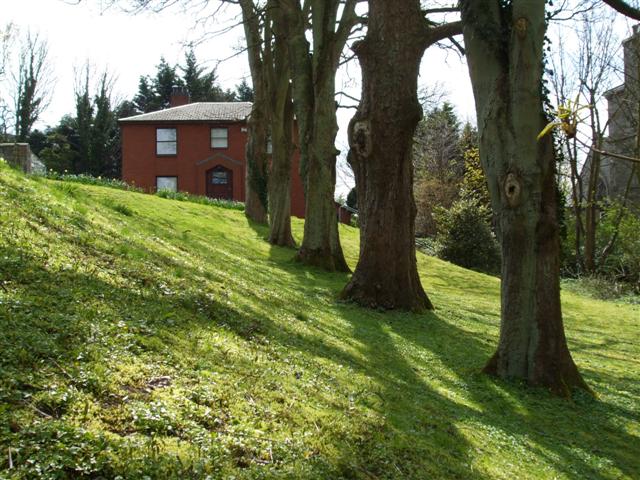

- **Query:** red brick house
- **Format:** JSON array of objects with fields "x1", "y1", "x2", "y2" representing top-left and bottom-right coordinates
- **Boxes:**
[{"x1": 119, "y1": 92, "x2": 306, "y2": 218}]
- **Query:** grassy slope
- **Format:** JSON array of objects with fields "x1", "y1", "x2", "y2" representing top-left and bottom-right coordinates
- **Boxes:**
[{"x1": 0, "y1": 162, "x2": 638, "y2": 479}]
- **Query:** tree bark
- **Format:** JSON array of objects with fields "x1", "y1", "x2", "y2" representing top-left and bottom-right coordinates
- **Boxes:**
[
  {"x1": 240, "y1": 0, "x2": 268, "y2": 224},
  {"x1": 280, "y1": 0, "x2": 354, "y2": 272},
  {"x1": 244, "y1": 100, "x2": 269, "y2": 224},
  {"x1": 341, "y1": 0, "x2": 433, "y2": 311},
  {"x1": 266, "y1": 5, "x2": 296, "y2": 247},
  {"x1": 341, "y1": 1, "x2": 460, "y2": 310},
  {"x1": 267, "y1": 92, "x2": 295, "y2": 247},
  {"x1": 461, "y1": 0, "x2": 588, "y2": 395},
  {"x1": 295, "y1": 75, "x2": 349, "y2": 270}
]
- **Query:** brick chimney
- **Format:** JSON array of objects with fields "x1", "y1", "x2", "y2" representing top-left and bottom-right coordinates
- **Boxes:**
[{"x1": 170, "y1": 85, "x2": 190, "y2": 107}]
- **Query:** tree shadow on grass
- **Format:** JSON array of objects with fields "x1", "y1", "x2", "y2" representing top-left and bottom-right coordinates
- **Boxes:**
[
  {"x1": 0, "y1": 237, "x2": 486, "y2": 479},
  {"x1": 328, "y1": 307, "x2": 488, "y2": 479},
  {"x1": 2, "y1": 195, "x2": 637, "y2": 479},
  {"x1": 381, "y1": 310, "x2": 640, "y2": 480},
  {"x1": 249, "y1": 241, "x2": 639, "y2": 479}
]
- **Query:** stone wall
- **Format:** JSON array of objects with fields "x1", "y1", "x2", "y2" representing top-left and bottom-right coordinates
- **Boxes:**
[{"x1": 0, "y1": 143, "x2": 44, "y2": 174}]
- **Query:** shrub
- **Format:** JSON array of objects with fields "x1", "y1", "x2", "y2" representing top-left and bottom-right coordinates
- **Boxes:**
[
  {"x1": 415, "y1": 237, "x2": 439, "y2": 257},
  {"x1": 41, "y1": 171, "x2": 143, "y2": 192},
  {"x1": 155, "y1": 189, "x2": 245, "y2": 211},
  {"x1": 562, "y1": 201, "x2": 640, "y2": 289},
  {"x1": 434, "y1": 196, "x2": 501, "y2": 275},
  {"x1": 561, "y1": 276, "x2": 640, "y2": 304},
  {"x1": 596, "y1": 202, "x2": 640, "y2": 286},
  {"x1": 414, "y1": 177, "x2": 459, "y2": 237}
]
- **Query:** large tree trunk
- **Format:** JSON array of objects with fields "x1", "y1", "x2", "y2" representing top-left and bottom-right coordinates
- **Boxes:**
[
  {"x1": 244, "y1": 93, "x2": 269, "y2": 224},
  {"x1": 266, "y1": 2, "x2": 296, "y2": 247},
  {"x1": 341, "y1": 0, "x2": 433, "y2": 311},
  {"x1": 461, "y1": 1, "x2": 588, "y2": 395},
  {"x1": 281, "y1": 0, "x2": 354, "y2": 272},
  {"x1": 240, "y1": 0, "x2": 268, "y2": 224},
  {"x1": 267, "y1": 95, "x2": 295, "y2": 246},
  {"x1": 295, "y1": 80, "x2": 349, "y2": 270}
]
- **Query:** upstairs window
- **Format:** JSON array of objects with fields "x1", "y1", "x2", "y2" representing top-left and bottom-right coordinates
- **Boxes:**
[
  {"x1": 211, "y1": 128, "x2": 228, "y2": 149},
  {"x1": 157, "y1": 128, "x2": 177, "y2": 155}
]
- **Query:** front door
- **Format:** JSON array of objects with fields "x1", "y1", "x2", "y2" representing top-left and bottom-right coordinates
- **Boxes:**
[{"x1": 206, "y1": 165, "x2": 233, "y2": 200}]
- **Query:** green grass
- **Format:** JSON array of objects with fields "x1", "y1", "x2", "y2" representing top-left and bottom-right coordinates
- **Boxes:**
[{"x1": 1, "y1": 160, "x2": 638, "y2": 479}]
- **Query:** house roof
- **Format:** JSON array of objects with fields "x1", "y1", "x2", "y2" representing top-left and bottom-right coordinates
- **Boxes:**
[
  {"x1": 604, "y1": 84, "x2": 625, "y2": 99},
  {"x1": 119, "y1": 102, "x2": 253, "y2": 123}
]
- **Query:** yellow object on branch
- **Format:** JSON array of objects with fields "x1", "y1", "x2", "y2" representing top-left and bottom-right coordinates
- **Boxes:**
[{"x1": 537, "y1": 96, "x2": 592, "y2": 141}]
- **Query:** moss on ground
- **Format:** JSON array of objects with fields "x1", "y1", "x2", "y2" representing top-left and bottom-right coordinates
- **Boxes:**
[{"x1": 1, "y1": 161, "x2": 638, "y2": 479}]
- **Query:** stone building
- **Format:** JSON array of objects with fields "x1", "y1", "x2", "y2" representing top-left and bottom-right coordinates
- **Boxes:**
[{"x1": 582, "y1": 25, "x2": 640, "y2": 206}]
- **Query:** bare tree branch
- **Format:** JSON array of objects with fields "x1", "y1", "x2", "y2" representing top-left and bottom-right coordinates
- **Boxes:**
[
  {"x1": 591, "y1": 146, "x2": 640, "y2": 163},
  {"x1": 425, "y1": 20, "x2": 463, "y2": 46},
  {"x1": 601, "y1": 0, "x2": 640, "y2": 20},
  {"x1": 11, "y1": 30, "x2": 54, "y2": 140}
]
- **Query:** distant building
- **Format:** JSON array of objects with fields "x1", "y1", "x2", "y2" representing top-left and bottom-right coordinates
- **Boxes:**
[
  {"x1": 582, "y1": 25, "x2": 640, "y2": 206},
  {"x1": 336, "y1": 203, "x2": 356, "y2": 225}
]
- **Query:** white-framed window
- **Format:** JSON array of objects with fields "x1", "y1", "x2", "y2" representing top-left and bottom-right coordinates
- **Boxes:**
[
  {"x1": 211, "y1": 127, "x2": 228, "y2": 149},
  {"x1": 156, "y1": 176, "x2": 178, "y2": 192},
  {"x1": 156, "y1": 128, "x2": 177, "y2": 155}
]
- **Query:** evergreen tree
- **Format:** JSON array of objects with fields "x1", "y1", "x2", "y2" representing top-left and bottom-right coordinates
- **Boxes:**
[
  {"x1": 115, "y1": 100, "x2": 137, "y2": 120},
  {"x1": 37, "y1": 115, "x2": 78, "y2": 173},
  {"x1": 181, "y1": 49, "x2": 217, "y2": 101},
  {"x1": 74, "y1": 68, "x2": 93, "y2": 173},
  {"x1": 133, "y1": 53, "x2": 238, "y2": 113},
  {"x1": 27, "y1": 128, "x2": 47, "y2": 155},
  {"x1": 133, "y1": 76, "x2": 155, "y2": 113},
  {"x1": 152, "y1": 57, "x2": 182, "y2": 110},
  {"x1": 413, "y1": 101, "x2": 462, "y2": 181},
  {"x1": 346, "y1": 187, "x2": 357, "y2": 210},
  {"x1": 235, "y1": 78, "x2": 254, "y2": 101},
  {"x1": 43, "y1": 68, "x2": 121, "y2": 177},
  {"x1": 90, "y1": 73, "x2": 116, "y2": 176},
  {"x1": 458, "y1": 123, "x2": 486, "y2": 208},
  {"x1": 460, "y1": 147, "x2": 491, "y2": 215},
  {"x1": 413, "y1": 102, "x2": 464, "y2": 236},
  {"x1": 458, "y1": 121, "x2": 478, "y2": 155},
  {"x1": 435, "y1": 196, "x2": 501, "y2": 275}
]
